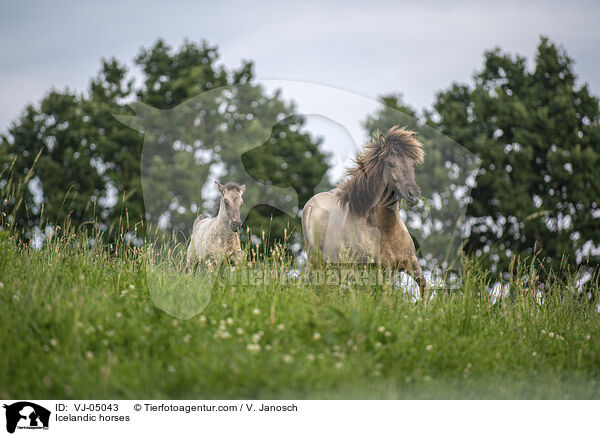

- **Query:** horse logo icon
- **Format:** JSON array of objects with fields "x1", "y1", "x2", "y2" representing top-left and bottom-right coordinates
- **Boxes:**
[{"x1": 3, "y1": 402, "x2": 50, "y2": 433}]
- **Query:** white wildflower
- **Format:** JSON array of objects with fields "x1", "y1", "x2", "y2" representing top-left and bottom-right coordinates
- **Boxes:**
[{"x1": 214, "y1": 329, "x2": 231, "y2": 339}]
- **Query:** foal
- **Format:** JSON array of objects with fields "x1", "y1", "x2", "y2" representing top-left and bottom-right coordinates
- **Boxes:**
[{"x1": 187, "y1": 181, "x2": 246, "y2": 268}]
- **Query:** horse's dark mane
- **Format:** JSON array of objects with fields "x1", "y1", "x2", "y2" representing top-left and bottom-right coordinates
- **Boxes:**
[{"x1": 336, "y1": 126, "x2": 424, "y2": 215}]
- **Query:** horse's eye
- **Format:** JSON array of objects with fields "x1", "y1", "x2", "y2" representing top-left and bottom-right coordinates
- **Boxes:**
[{"x1": 386, "y1": 161, "x2": 394, "y2": 167}]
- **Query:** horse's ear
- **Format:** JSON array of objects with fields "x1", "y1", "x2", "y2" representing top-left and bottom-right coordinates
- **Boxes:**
[
  {"x1": 215, "y1": 181, "x2": 226, "y2": 196},
  {"x1": 240, "y1": 184, "x2": 246, "y2": 195},
  {"x1": 378, "y1": 133, "x2": 386, "y2": 148}
]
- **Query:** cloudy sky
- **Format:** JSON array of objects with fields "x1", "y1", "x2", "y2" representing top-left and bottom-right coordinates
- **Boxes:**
[{"x1": 1, "y1": 0, "x2": 599, "y2": 178}]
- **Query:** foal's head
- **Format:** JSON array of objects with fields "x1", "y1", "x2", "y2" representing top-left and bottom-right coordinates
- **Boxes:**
[
  {"x1": 379, "y1": 127, "x2": 424, "y2": 207},
  {"x1": 216, "y1": 181, "x2": 246, "y2": 231}
]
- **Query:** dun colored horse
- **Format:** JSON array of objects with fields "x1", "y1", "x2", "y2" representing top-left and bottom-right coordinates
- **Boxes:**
[
  {"x1": 301, "y1": 126, "x2": 427, "y2": 294},
  {"x1": 187, "y1": 181, "x2": 245, "y2": 268}
]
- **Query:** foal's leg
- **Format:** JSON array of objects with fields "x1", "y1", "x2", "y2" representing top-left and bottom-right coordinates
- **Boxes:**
[
  {"x1": 226, "y1": 233, "x2": 244, "y2": 265},
  {"x1": 230, "y1": 249, "x2": 244, "y2": 265},
  {"x1": 405, "y1": 255, "x2": 427, "y2": 299}
]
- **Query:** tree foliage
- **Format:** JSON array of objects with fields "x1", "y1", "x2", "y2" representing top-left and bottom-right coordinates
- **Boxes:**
[
  {"x1": 0, "y1": 40, "x2": 330, "y2": 248},
  {"x1": 429, "y1": 37, "x2": 600, "y2": 275}
]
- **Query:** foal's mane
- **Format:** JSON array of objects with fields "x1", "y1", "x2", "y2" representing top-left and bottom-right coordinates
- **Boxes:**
[
  {"x1": 336, "y1": 126, "x2": 424, "y2": 215},
  {"x1": 221, "y1": 182, "x2": 244, "y2": 192}
]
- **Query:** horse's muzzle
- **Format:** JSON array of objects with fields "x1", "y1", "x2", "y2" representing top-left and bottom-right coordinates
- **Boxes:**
[
  {"x1": 406, "y1": 186, "x2": 421, "y2": 207},
  {"x1": 406, "y1": 198, "x2": 420, "y2": 208}
]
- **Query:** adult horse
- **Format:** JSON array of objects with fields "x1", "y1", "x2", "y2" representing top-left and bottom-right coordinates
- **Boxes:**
[{"x1": 301, "y1": 126, "x2": 426, "y2": 294}]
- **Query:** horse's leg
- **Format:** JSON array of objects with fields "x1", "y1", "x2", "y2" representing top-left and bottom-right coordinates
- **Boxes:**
[
  {"x1": 226, "y1": 233, "x2": 244, "y2": 265},
  {"x1": 230, "y1": 249, "x2": 244, "y2": 265},
  {"x1": 405, "y1": 255, "x2": 427, "y2": 299}
]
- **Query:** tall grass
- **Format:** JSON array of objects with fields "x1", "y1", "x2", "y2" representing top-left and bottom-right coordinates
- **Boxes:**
[
  {"x1": 1, "y1": 163, "x2": 600, "y2": 398},
  {"x1": 0, "y1": 219, "x2": 599, "y2": 399}
]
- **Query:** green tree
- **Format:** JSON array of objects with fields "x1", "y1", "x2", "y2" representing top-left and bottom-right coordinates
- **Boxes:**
[
  {"x1": 430, "y1": 37, "x2": 600, "y2": 276},
  {"x1": 85, "y1": 59, "x2": 144, "y2": 235},
  {"x1": 1, "y1": 91, "x2": 104, "y2": 236},
  {"x1": 241, "y1": 113, "x2": 330, "y2": 247},
  {"x1": 1, "y1": 39, "x2": 331, "y2": 249},
  {"x1": 126, "y1": 40, "x2": 330, "y2": 247}
]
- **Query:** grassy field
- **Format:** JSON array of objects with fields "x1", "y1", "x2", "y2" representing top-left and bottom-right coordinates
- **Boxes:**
[{"x1": 1, "y1": 229, "x2": 599, "y2": 400}]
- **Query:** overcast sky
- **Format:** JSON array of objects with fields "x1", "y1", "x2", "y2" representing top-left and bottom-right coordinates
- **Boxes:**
[{"x1": 1, "y1": 0, "x2": 599, "y2": 179}]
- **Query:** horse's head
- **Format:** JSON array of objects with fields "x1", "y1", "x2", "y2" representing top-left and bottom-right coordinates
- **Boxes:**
[
  {"x1": 381, "y1": 127, "x2": 424, "y2": 208},
  {"x1": 216, "y1": 181, "x2": 246, "y2": 231},
  {"x1": 384, "y1": 152, "x2": 421, "y2": 207}
]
